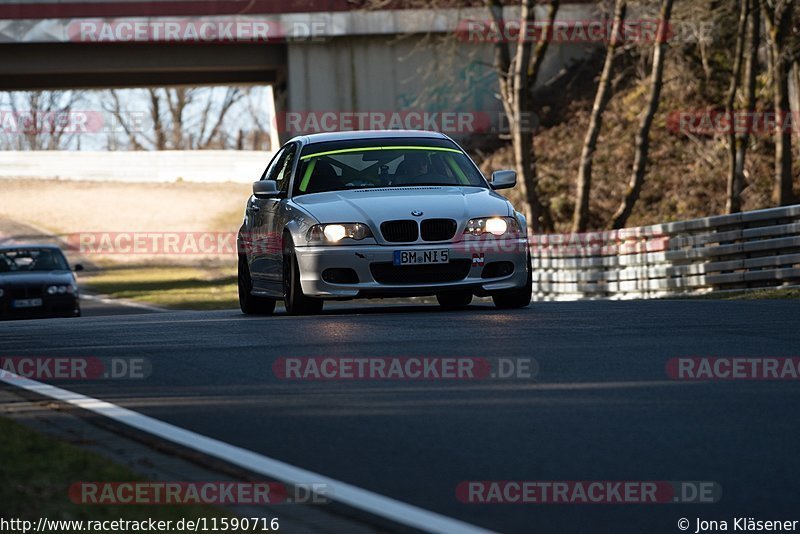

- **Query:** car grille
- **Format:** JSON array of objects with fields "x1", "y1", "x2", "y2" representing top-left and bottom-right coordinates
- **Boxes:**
[
  {"x1": 420, "y1": 219, "x2": 457, "y2": 241},
  {"x1": 380, "y1": 219, "x2": 458, "y2": 243},
  {"x1": 8, "y1": 286, "x2": 43, "y2": 299},
  {"x1": 370, "y1": 260, "x2": 472, "y2": 285},
  {"x1": 380, "y1": 220, "x2": 419, "y2": 243}
]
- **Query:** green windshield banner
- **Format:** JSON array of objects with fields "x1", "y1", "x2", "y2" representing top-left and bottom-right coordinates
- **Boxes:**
[{"x1": 300, "y1": 146, "x2": 462, "y2": 161}]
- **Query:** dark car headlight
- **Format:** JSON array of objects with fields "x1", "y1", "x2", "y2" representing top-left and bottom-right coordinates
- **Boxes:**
[
  {"x1": 46, "y1": 285, "x2": 74, "y2": 295},
  {"x1": 307, "y1": 223, "x2": 373, "y2": 244}
]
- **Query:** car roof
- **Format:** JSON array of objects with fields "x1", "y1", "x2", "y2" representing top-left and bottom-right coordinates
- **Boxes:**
[
  {"x1": 0, "y1": 244, "x2": 63, "y2": 252},
  {"x1": 292, "y1": 130, "x2": 451, "y2": 146}
]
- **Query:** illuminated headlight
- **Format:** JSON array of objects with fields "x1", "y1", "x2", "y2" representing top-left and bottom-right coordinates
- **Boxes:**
[
  {"x1": 307, "y1": 223, "x2": 373, "y2": 244},
  {"x1": 464, "y1": 217, "x2": 520, "y2": 237},
  {"x1": 47, "y1": 285, "x2": 73, "y2": 295},
  {"x1": 324, "y1": 225, "x2": 347, "y2": 242},
  {"x1": 485, "y1": 218, "x2": 508, "y2": 235}
]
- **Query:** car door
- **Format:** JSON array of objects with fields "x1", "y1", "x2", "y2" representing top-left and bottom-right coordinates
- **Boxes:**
[
  {"x1": 249, "y1": 143, "x2": 298, "y2": 291},
  {"x1": 246, "y1": 147, "x2": 284, "y2": 288}
]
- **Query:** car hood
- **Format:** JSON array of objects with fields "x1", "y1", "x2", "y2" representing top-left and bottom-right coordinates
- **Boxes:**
[
  {"x1": 0, "y1": 271, "x2": 75, "y2": 287},
  {"x1": 292, "y1": 186, "x2": 512, "y2": 226}
]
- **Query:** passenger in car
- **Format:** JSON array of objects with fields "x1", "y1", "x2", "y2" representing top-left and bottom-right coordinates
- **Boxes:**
[
  {"x1": 399, "y1": 153, "x2": 430, "y2": 179},
  {"x1": 306, "y1": 160, "x2": 344, "y2": 193}
]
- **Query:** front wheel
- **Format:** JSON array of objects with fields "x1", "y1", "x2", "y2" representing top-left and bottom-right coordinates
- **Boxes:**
[
  {"x1": 491, "y1": 252, "x2": 532, "y2": 309},
  {"x1": 238, "y1": 255, "x2": 276, "y2": 315},
  {"x1": 283, "y1": 238, "x2": 323, "y2": 316}
]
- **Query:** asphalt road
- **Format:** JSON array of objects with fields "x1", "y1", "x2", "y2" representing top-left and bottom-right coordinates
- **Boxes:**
[
  {"x1": 79, "y1": 294, "x2": 159, "y2": 316},
  {"x1": 2, "y1": 300, "x2": 800, "y2": 533}
]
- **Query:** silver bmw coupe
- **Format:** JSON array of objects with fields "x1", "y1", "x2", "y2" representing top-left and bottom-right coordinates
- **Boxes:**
[{"x1": 237, "y1": 130, "x2": 531, "y2": 315}]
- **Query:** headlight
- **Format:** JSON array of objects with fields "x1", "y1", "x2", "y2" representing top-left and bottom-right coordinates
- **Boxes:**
[
  {"x1": 46, "y1": 285, "x2": 73, "y2": 295},
  {"x1": 307, "y1": 223, "x2": 373, "y2": 244},
  {"x1": 324, "y1": 225, "x2": 347, "y2": 242},
  {"x1": 485, "y1": 218, "x2": 508, "y2": 235},
  {"x1": 464, "y1": 217, "x2": 520, "y2": 237}
]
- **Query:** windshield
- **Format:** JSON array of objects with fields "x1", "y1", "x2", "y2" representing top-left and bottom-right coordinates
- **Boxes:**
[
  {"x1": 294, "y1": 146, "x2": 487, "y2": 196},
  {"x1": 0, "y1": 249, "x2": 69, "y2": 273}
]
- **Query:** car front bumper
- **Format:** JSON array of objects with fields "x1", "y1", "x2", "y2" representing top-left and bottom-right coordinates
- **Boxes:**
[
  {"x1": 0, "y1": 294, "x2": 80, "y2": 320},
  {"x1": 294, "y1": 238, "x2": 529, "y2": 298}
]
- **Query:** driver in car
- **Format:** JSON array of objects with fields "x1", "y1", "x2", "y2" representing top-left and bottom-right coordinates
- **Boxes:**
[
  {"x1": 397, "y1": 152, "x2": 462, "y2": 186},
  {"x1": 403, "y1": 153, "x2": 430, "y2": 179}
]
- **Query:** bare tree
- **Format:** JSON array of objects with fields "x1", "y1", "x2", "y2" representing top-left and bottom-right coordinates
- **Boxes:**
[
  {"x1": 572, "y1": 0, "x2": 627, "y2": 233},
  {"x1": 761, "y1": 0, "x2": 795, "y2": 206},
  {"x1": 195, "y1": 88, "x2": 244, "y2": 149},
  {"x1": 488, "y1": 0, "x2": 560, "y2": 232},
  {"x1": 0, "y1": 90, "x2": 84, "y2": 150},
  {"x1": 244, "y1": 87, "x2": 272, "y2": 150},
  {"x1": 792, "y1": 62, "x2": 800, "y2": 150},
  {"x1": 165, "y1": 88, "x2": 190, "y2": 148},
  {"x1": 148, "y1": 88, "x2": 167, "y2": 150},
  {"x1": 104, "y1": 87, "x2": 245, "y2": 150},
  {"x1": 724, "y1": 0, "x2": 749, "y2": 214},
  {"x1": 729, "y1": 0, "x2": 760, "y2": 213},
  {"x1": 611, "y1": 0, "x2": 674, "y2": 229},
  {"x1": 105, "y1": 89, "x2": 145, "y2": 150}
]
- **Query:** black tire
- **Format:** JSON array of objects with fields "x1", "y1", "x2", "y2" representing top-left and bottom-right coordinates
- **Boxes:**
[
  {"x1": 282, "y1": 237, "x2": 323, "y2": 316},
  {"x1": 491, "y1": 252, "x2": 533, "y2": 309},
  {"x1": 436, "y1": 290, "x2": 473, "y2": 309},
  {"x1": 238, "y1": 255, "x2": 276, "y2": 315}
]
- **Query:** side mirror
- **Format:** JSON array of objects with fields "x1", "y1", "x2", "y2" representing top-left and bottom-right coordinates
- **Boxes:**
[
  {"x1": 73, "y1": 264, "x2": 84, "y2": 272},
  {"x1": 490, "y1": 170, "x2": 517, "y2": 190},
  {"x1": 253, "y1": 180, "x2": 280, "y2": 199}
]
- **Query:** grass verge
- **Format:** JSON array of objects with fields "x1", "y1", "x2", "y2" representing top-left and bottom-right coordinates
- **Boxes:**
[
  {"x1": 0, "y1": 416, "x2": 235, "y2": 528},
  {"x1": 79, "y1": 266, "x2": 238, "y2": 310}
]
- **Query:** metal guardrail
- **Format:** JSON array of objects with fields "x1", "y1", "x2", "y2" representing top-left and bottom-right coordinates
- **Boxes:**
[{"x1": 529, "y1": 205, "x2": 800, "y2": 300}]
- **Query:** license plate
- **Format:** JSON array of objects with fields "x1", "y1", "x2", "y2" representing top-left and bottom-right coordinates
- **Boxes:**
[
  {"x1": 12, "y1": 298, "x2": 43, "y2": 308},
  {"x1": 393, "y1": 249, "x2": 449, "y2": 266}
]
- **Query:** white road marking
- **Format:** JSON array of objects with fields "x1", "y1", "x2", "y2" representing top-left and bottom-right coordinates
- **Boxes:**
[
  {"x1": 0, "y1": 373, "x2": 494, "y2": 534},
  {"x1": 80, "y1": 292, "x2": 166, "y2": 312}
]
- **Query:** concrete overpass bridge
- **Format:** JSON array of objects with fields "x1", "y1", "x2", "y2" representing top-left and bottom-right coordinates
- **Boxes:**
[{"x1": 0, "y1": 0, "x2": 597, "y2": 138}]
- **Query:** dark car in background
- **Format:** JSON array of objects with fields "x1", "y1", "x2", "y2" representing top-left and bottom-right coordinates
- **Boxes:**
[{"x1": 0, "y1": 246, "x2": 82, "y2": 320}]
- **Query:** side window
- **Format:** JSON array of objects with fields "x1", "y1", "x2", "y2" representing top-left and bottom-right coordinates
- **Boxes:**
[
  {"x1": 260, "y1": 147, "x2": 285, "y2": 181},
  {"x1": 273, "y1": 144, "x2": 298, "y2": 193},
  {"x1": 261, "y1": 144, "x2": 297, "y2": 194}
]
